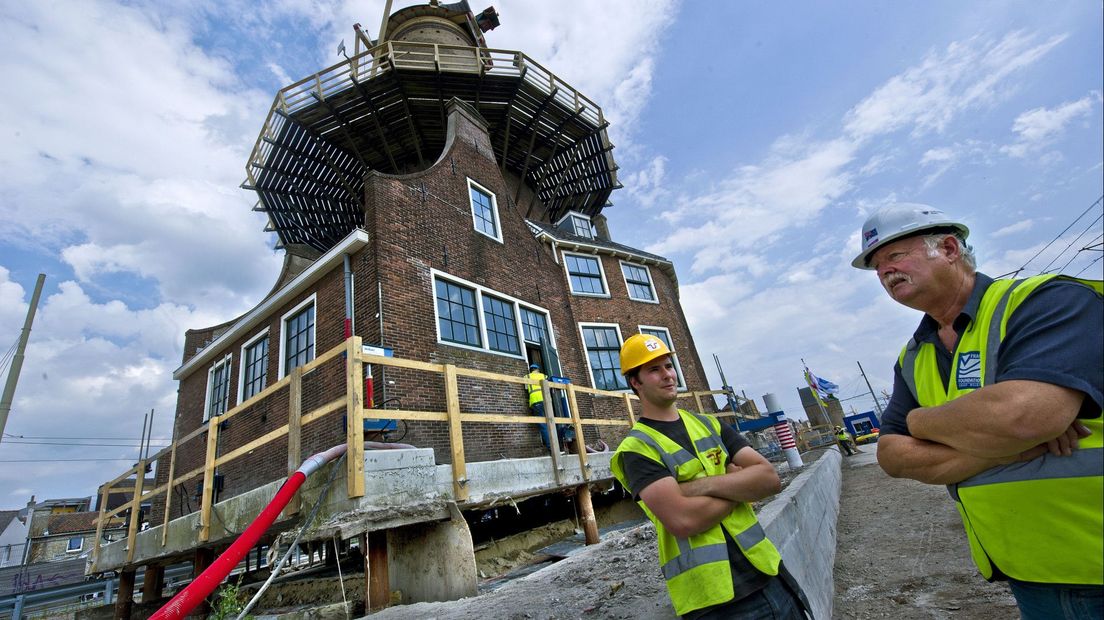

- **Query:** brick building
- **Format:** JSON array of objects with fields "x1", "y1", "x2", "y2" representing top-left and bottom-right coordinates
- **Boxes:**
[{"x1": 153, "y1": 1, "x2": 716, "y2": 519}]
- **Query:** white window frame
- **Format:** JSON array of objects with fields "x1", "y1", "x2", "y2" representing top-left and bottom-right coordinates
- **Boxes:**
[
  {"x1": 431, "y1": 269, "x2": 551, "y2": 360},
  {"x1": 639, "y1": 325, "x2": 685, "y2": 389},
  {"x1": 562, "y1": 251, "x2": 610, "y2": 298},
  {"x1": 578, "y1": 322, "x2": 628, "y2": 391},
  {"x1": 467, "y1": 178, "x2": 503, "y2": 244},
  {"x1": 238, "y1": 328, "x2": 270, "y2": 404},
  {"x1": 278, "y1": 294, "x2": 317, "y2": 379},
  {"x1": 555, "y1": 210, "x2": 594, "y2": 239},
  {"x1": 619, "y1": 260, "x2": 659, "y2": 303},
  {"x1": 204, "y1": 354, "x2": 233, "y2": 421},
  {"x1": 66, "y1": 537, "x2": 83, "y2": 553}
]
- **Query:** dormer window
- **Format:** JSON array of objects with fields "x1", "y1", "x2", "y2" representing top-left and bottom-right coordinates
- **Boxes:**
[{"x1": 555, "y1": 211, "x2": 593, "y2": 240}]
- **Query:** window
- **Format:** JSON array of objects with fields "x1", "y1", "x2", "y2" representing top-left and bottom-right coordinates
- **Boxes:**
[
  {"x1": 564, "y1": 253, "x2": 608, "y2": 296},
  {"x1": 621, "y1": 262, "x2": 658, "y2": 302},
  {"x1": 436, "y1": 278, "x2": 481, "y2": 347},
  {"x1": 640, "y1": 326, "x2": 684, "y2": 388},
  {"x1": 239, "y1": 331, "x2": 268, "y2": 402},
  {"x1": 483, "y1": 295, "x2": 520, "y2": 354},
  {"x1": 520, "y1": 307, "x2": 549, "y2": 345},
  {"x1": 280, "y1": 297, "x2": 315, "y2": 377},
  {"x1": 468, "y1": 179, "x2": 502, "y2": 242},
  {"x1": 432, "y1": 270, "x2": 552, "y2": 359},
  {"x1": 580, "y1": 324, "x2": 627, "y2": 390},
  {"x1": 205, "y1": 355, "x2": 232, "y2": 420},
  {"x1": 66, "y1": 537, "x2": 83, "y2": 553},
  {"x1": 555, "y1": 211, "x2": 594, "y2": 239}
]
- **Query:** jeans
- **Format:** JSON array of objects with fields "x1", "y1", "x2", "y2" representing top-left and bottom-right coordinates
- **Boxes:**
[
  {"x1": 1008, "y1": 579, "x2": 1104, "y2": 620},
  {"x1": 688, "y1": 577, "x2": 804, "y2": 620},
  {"x1": 532, "y1": 402, "x2": 574, "y2": 448}
]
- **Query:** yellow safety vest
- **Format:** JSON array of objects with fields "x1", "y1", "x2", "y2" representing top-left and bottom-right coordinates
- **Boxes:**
[
  {"x1": 611, "y1": 411, "x2": 782, "y2": 616},
  {"x1": 526, "y1": 371, "x2": 546, "y2": 406},
  {"x1": 898, "y1": 274, "x2": 1104, "y2": 585},
  {"x1": 836, "y1": 431, "x2": 850, "y2": 442}
]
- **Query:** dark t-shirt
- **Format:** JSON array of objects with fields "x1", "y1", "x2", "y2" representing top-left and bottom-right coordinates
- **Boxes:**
[
  {"x1": 620, "y1": 414, "x2": 771, "y2": 612},
  {"x1": 882, "y1": 274, "x2": 1104, "y2": 436}
]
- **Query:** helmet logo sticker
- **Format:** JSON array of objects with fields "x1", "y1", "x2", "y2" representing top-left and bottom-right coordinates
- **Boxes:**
[
  {"x1": 956, "y1": 351, "x2": 982, "y2": 390},
  {"x1": 864, "y1": 227, "x2": 878, "y2": 248},
  {"x1": 645, "y1": 339, "x2": 661, "y2": 351}
]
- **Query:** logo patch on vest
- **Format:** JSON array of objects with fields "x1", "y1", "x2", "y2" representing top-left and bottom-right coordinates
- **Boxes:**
[{"x1": 956, "y1": 351, "x2": 982, "y2": 389}]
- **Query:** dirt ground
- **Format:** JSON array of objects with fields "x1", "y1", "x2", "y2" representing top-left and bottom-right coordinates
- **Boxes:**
[{"x1": 833, "y1": 449, "x2": 1019, "y2": 619}]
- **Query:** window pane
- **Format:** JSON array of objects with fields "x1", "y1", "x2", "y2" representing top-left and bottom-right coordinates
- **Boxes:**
[
  {"x1": 581, "y1": 326, "x2": 626, "y2": 390},
  {"x1": 470, "y1": 185, "x2": 498, "y2": 238},
  {"x1": 483, "y1": 295, "x2": 520, "y2": 354},
  {"x1": 207, "y1": 359, "x2": 231, "y2": 418},
  {"x1": 243, "y1": 337, "x2": 268, "y2": 400},
  {"x1": 566, "y1": 255, "x2": 605, "y2": 294},
  {"x1": 622, "y1": 264, "x2": 655, "y2": 301},
  {"x1": 436, "y1": 279, "x2": 481, "y2": 347},
  {"x1": 285, "y1": 303, "x2": 316, "y2": 373},
  {"x1": 521, "y1": 308, "x2": 549, "y2": 344}
]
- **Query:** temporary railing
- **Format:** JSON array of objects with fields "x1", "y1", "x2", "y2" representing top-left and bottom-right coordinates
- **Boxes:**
[{"x1": 91, "y1": 336, "x2": 734, "y2": 572}]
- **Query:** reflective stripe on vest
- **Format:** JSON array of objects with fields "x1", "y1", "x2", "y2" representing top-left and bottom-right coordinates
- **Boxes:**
[
  {"x1": 610, "y1": 410, "x2": 782, "y2": 615},
  {"x1": 898, "y1": 275, "x2": 1104, "y2": 585},
  {"x1": 526, "y1": 372, "x2": 545, "y2": 406}
]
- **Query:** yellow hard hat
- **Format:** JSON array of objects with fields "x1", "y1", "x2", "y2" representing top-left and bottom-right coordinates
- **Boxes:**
[{"x1": 619, "y1": 333, "x2": 673, "y2": 375}]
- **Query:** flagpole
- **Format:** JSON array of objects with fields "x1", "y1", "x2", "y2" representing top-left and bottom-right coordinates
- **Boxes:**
[{"x1": 800, "y1": 358, "x2": 832, "y2": 428}]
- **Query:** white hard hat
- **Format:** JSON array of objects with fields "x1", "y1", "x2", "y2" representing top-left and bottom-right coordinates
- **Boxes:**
[{"x1": 852, "y1": 203, "x2": 969, "y2": 270}]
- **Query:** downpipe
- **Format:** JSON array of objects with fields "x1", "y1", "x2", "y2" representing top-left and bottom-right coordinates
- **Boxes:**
[{"x1": 149, "y1": 444, "x2": 348, "y2": 620}]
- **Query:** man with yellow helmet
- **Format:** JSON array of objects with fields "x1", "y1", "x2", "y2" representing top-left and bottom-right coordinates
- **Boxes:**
[
  {"x1": 855, "y1": 204, "x2": 1103, "y2": 618},
  {"x1": 610, "y1": 333, "x2": 809, "y2": 618}
]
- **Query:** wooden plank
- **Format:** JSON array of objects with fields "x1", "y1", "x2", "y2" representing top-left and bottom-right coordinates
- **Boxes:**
[
  {"x1": 161, "y1": 442, "x2": 177, "y2": 547},
  {"x1": 199, "y1": 418, "x2": 219, "y2": 542},
  {"x1": 215, "y1": 425, "x2": 292, "y2": 467},
  {"x1": 286, "y1": 366, "x2": 303, "y2": 516},
  {"x1": 444, "y1": 365, "x2": 469, "y2": 501},
  {"x1": 218, "y1": 373, "x2": 293, "y2": 425},
  {"x1": 125, "y1": 460, "x2": 146, "y2": 564},
  {"x1": 91, "y1": 485, "x2": 111, "y2": 571},
  {"x1": 457, "y1": 413, "x2": 570, "y2": 424},
  {"x1": 693, "y1": 392, "x2": 705, "y2": 414},
  {"x1": 566, "y1": 384, "x2": 589, "y2": 481},
  {"x1": 358, "y1": 352, "x2": 444, "y2": 373},
  {"x1": 623, "y1": 393, "x2": 637, "y2": 426},
  {"x1": 346, "y1": 336, "x2": 365, "y2": 498},
  {"x1": 103, "y1": 464, "x2": 140, "y2": 490},
  {"x1": 302, "y1": 398, "x2": 347, "y2": 425},
  {"x1": 300, "y1": 338, "x2": 348, "y2": 374},
  {"x1": 364, "y1": 408, "x2": 447, "y2": 422},
  {"x1": 172, "y1": 466, "x2": 205, "y2": 489},
  {"x1": 540, "y1": 379, "x2": 562, "y2": 486},
  {"x1": 454, "y1": 366, "x2": 534, "y2": 385}
]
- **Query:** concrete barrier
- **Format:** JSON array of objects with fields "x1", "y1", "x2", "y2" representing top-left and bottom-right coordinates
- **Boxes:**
[{"x1": 759, "y1": 447, "x2": 843, "y2": 620}]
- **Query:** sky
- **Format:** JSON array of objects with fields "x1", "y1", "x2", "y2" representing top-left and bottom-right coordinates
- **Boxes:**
[{"x1": 0, "y1": 0, "x2": 1101, "y2": 506}]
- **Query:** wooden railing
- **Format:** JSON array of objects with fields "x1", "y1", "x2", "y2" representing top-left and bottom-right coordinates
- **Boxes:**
[{"x1": 91, "y1": 336, "x2": 732, "y2": 570}]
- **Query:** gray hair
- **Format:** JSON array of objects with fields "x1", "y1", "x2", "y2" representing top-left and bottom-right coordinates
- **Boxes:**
[{"x1": 923, "y1": 234, "x2": 976, "y2": 270}]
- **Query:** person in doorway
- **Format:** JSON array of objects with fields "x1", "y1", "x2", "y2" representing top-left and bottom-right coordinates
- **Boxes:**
[
  {"x1": 611, "y1": 334, "x2": 810, "y2": 619},
  {"x1": 525, "y1": 363, "x2": 573, "y2": 452},
  {"x1": 835, "y1": 426, "x2": 856, "y2": 456},
  {"x1": 853, "y1": 203, "x2": 1103, "y2": 619}
]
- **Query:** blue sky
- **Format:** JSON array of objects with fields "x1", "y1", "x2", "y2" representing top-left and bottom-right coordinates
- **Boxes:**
[{"x1": 0, "y1": 0, "x2": 1101, "y2": 504}]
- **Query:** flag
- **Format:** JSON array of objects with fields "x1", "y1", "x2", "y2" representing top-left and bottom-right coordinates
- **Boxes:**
[{"x1": 804, "y1": 366, "x2": 839, "y2": 404}]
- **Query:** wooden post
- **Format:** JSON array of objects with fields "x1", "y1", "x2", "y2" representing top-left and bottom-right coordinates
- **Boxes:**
[
  {"x1": 541, "y1": 380, "x2": 562, "y2": 486},
  {"x1": 693, "y1": 392, "x2": 705, "y2": 414},
  {"x1": 622, "y1": 393, "x2": 636, "y2": 426},
  {"x1": 576, "y1": 484, "x2": 600, "y2": 545},
  {"x1": 286, "y1": 365, "x2": 304, "y2": 515},
  {"x1": 199, "y1": 419, "x2": 219, "y2": 542},
  {"x1": 443, "y1": 364, "x2": 469, "y2": 501},
  {"x1": 346, "y1": 337, "x2": 366, "y2": 498},
  {"x1": 125, "y1": 460, "x2": 146, "y2": 564},
  {"x1": 160, "y1": 442, "x2": 177, "y2": 546},
  {"x1": 565, "y1": 384, "x2": 589, "y2": 481},
  {"x1": 114, "y1": 568, "x2": 135, "y2": 620},
  {"x1": 92, "y1": 484, "x2": 111, "y2": 570},
  {"x1": 142, "y1": 564, "x2": 164, "y2": 603},
  {"x1": 192, "y1": 547, "x2": 214, "y2": 617},
  {"x1": 365, "y1": 530, "x2": 389, "y2": 610}
]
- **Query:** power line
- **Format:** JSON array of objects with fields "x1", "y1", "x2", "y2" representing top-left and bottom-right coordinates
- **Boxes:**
[
  {"x1": 2, "y1": 440, "x2": 171, "y2": 447},
  {"x1": 0, "y1": 458, "x2": 141, "y2": 463},
  {"x1": 3, "y1": 434, "x2": 171, "y2": 441},
  {"x1": 1038, "y1": 213, "x2": 1104, "y2": 275},
  {"x1": 1001, "y1": 195, "x2": 1103, "y2": 278}
]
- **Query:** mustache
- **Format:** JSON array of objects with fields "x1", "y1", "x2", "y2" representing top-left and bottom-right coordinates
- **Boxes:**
[{"x1": 882, "y1": 272, "x2": 911, "y2": 288}]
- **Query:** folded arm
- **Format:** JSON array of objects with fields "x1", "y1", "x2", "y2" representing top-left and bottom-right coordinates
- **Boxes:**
[
  {"x1": 678, "y1": 447, "x2": 781, "y2": 503},
  {"x1": 906, "y1": 380, "x2": 1085, "y2": 458},
  {"x1": 638, "y1": 477, "x2": 737, "y2": 538},
  {"x1": 876, "y1": 433, "x2": 1047, "y2": 485}
]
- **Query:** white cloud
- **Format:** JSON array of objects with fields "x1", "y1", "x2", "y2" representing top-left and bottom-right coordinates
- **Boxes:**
[
  {"x1": 844, "y1": 32, "x2": 1066, "y2": 141},
  {"x1": 1000, "y1": 91, "x2": 1102, "y2": 158},
  {"x1": 991, "y1": 220, "x2": 1035, "y2": 238}
]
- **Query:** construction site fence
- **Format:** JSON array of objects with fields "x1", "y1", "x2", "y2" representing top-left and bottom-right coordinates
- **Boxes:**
[{"x1": 91, "y1": 336, "x2": 739, "y2": 571}]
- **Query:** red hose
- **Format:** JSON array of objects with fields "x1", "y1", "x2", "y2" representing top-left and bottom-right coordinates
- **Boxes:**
[{"x1": 150, "y1": 444, "x2": 347, "y2": 619}]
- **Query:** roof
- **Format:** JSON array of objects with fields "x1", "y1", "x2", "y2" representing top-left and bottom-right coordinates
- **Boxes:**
[
  {"x1": 44, "y1": 512, "x2": 108, "y2": 536},
  {"x1": 526, "y1": 221, "x2": 678, "y2": 288},
  {"x1": 0, "y1": 510, "x2": 20, "y2": 530}
]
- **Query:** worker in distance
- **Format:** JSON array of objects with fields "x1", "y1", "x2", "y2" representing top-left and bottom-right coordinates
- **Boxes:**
[
  {"x1": 611, "y1": 334, "x2": 810, "y2": 619},
  {"x1": 854, "y1": 204, "x2": 1103, "y2": 619}
]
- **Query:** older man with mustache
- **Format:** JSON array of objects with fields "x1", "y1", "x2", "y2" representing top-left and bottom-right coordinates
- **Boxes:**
[{"x1": 853, "y1": 204, "x2": 1103, "y2": 619}]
